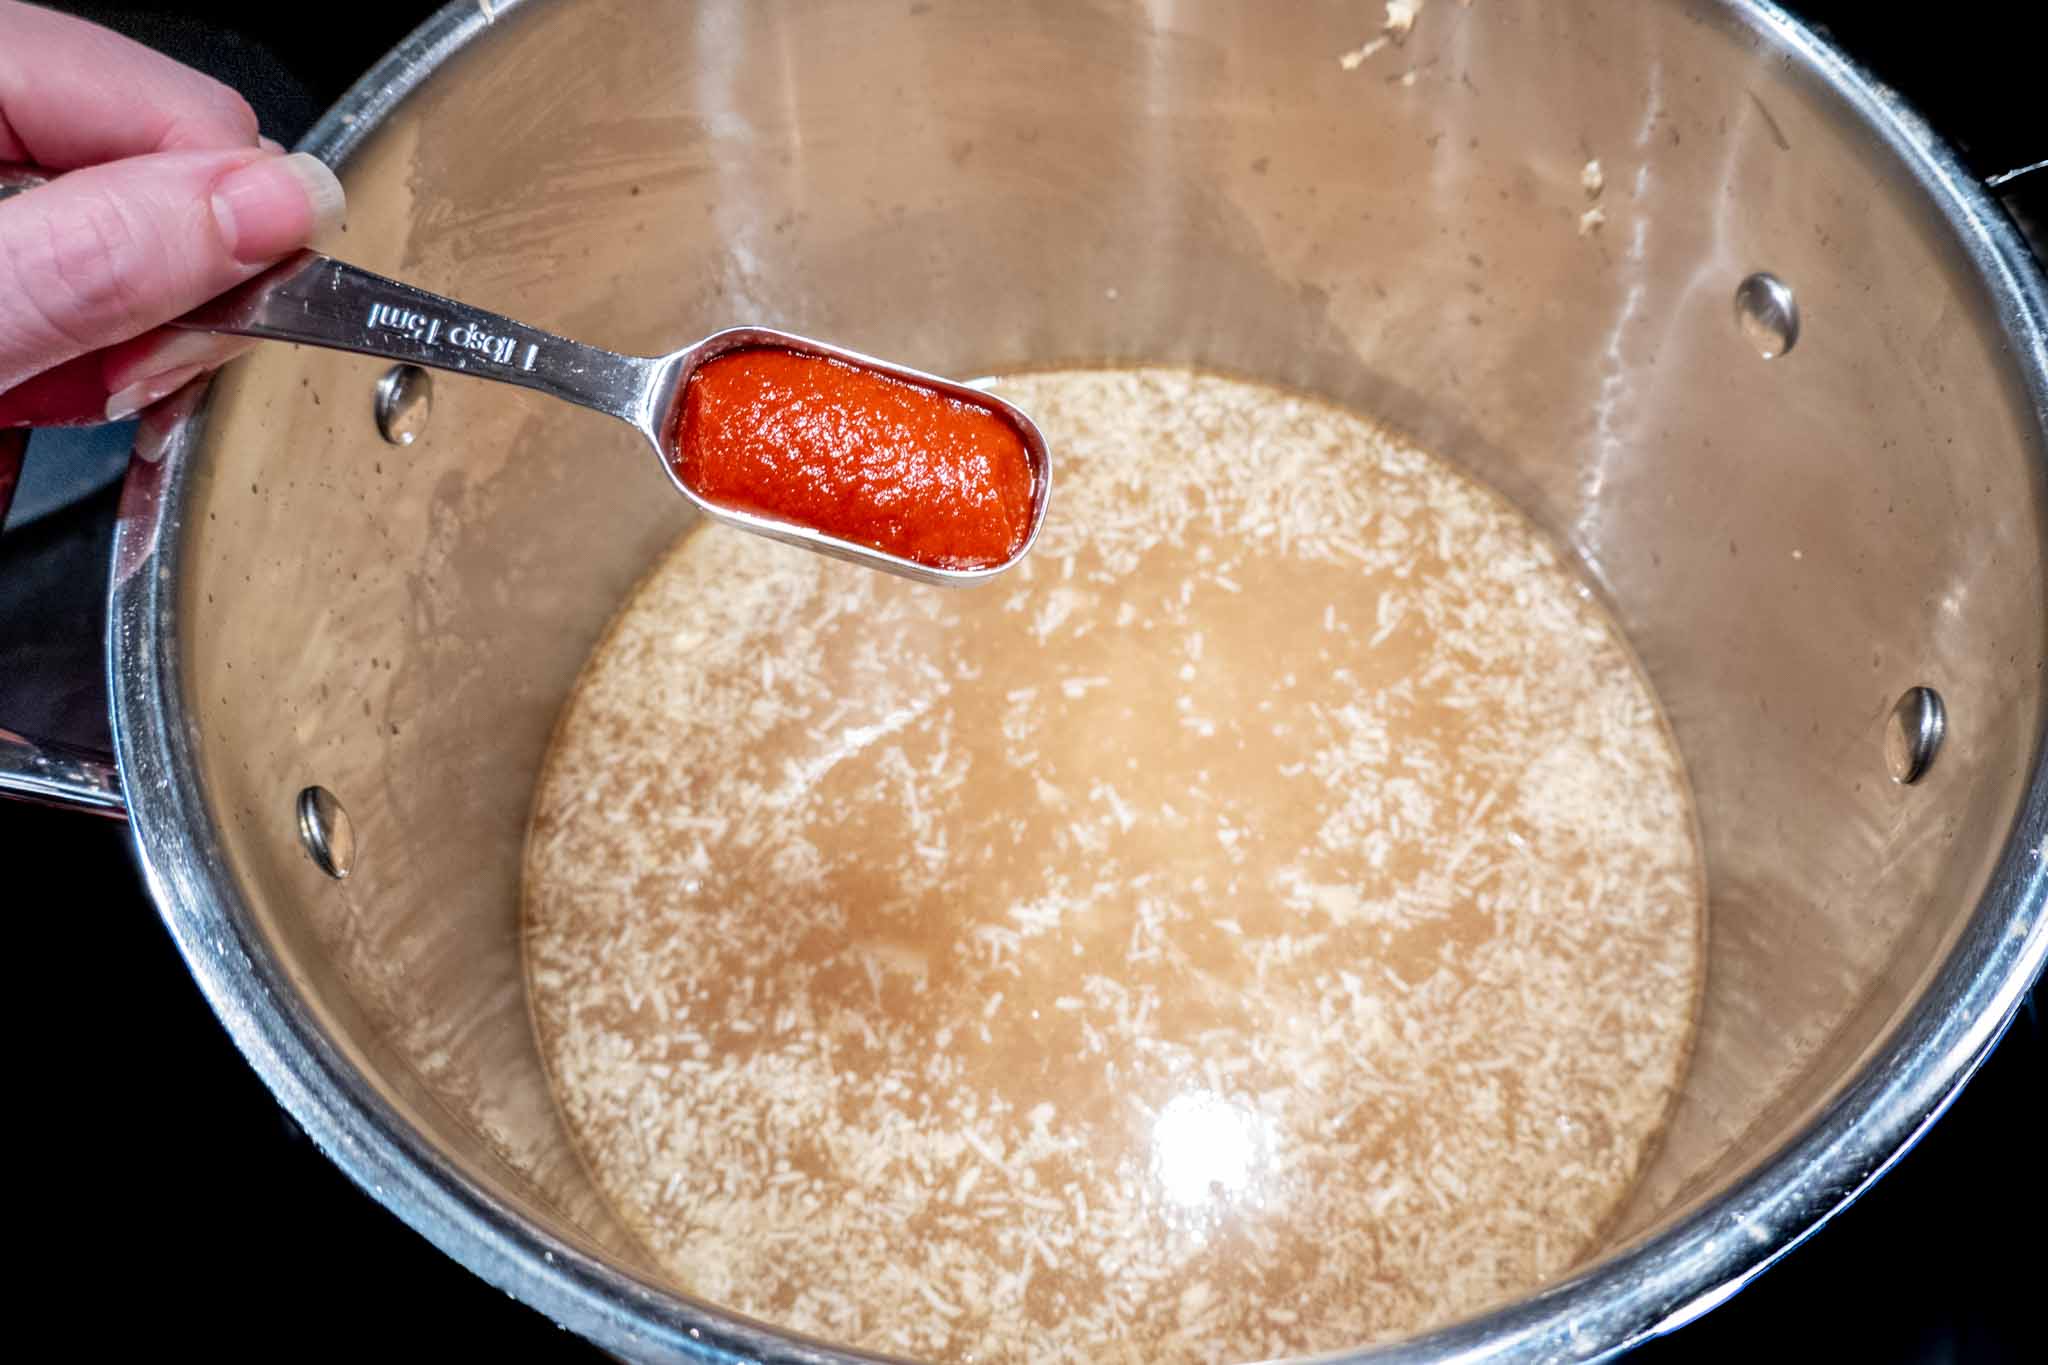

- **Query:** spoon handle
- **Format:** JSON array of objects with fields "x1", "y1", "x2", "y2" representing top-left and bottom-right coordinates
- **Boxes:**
[
  {"x1": 174, "y1": 250, "x2": 666, "y2": 432},
  {"x1": 3, "y1": 162, "x2": 665, "y2": 433}
]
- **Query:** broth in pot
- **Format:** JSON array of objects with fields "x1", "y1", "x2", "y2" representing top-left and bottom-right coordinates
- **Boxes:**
[{"x1": 524, "y1": 368, "x2": 1706, "y2": 1361}]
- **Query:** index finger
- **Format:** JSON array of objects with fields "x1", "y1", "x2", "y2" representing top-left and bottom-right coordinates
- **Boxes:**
[{"x1": 0, "y1": 2, "x2": 261, "y2": 168}]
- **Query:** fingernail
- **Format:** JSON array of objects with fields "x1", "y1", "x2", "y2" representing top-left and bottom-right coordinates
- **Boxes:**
[
  {"x1": 259, "y1": 136, "x2": 286, "y2": 155},
  {"x1": 104, "y1": 332, "x2": 254, "y2": 396},
  {"x1": 133, "y1": 378, "x2": 207, "y2": 464},
  {"x1": 211, "y1": 152, "x2": 346, "y2": 262},
  {"x1": 108, "y1": 364, "x2": 205, "y2": 422},
  {"x1": 133, "y1": 408, "x2": 173, "y2": 462}
]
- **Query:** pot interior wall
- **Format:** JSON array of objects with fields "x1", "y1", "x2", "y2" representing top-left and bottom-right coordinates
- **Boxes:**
[{"x1": 173, "y1": 0, "x2": 2045, "y2": 1338}]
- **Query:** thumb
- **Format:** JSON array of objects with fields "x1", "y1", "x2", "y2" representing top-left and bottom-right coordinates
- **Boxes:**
[{"x1": 0, "y1": 148, "x2": 345, "y2": 392}]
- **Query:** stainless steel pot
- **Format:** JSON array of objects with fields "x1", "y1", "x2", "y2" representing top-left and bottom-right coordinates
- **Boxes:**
[{"x1": 3, "y1": 0, "x2": 2043, "y2": 1359}]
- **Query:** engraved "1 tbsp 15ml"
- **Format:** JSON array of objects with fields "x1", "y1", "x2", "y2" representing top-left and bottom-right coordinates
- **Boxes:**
[{"x1": 367, "y1": 301, "x2": 538, "y2": 369}]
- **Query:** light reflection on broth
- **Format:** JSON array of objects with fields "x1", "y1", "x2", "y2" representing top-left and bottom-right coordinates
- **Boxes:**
[{"x1": 522, "y1": 369, "x2": 1706, "y2": 1363}]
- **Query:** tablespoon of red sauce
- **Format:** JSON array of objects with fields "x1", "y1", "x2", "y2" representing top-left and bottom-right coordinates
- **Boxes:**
[
  {"x1": 168, "y1": 249, "x2": 1051, "y2": 583},
  {"x1": 676, "y1": 346, "x2": 1038, "y2": 572}
]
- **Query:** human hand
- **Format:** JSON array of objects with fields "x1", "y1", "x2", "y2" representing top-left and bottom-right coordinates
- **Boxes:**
[{"x1": 0, "y1": 1, "x2": 345, "y2": 429}]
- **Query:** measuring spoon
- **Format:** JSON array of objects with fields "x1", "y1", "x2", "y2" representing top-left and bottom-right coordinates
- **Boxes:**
[{"x1": 174, "y1": 250, "x2": 1051, "y2": 585}]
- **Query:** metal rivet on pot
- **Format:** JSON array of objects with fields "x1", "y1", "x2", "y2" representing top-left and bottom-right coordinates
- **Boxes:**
[
  {"x1": 1885, "y1": 686, "x2": 1946, "y2": 785},
  {"x1": 297, "y1": 785, "x2": 356, "y2": 878},
  {"x1": 374, "y1": 364, "x2": 432, "y2": 445},
  {"x1": 1734, "y1": 272, "x2": 1799, "y2": 358}
]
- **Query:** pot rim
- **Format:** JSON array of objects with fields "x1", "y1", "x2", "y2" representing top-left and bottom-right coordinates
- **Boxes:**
[{"x1": 106, "y1": 2, "x2": 2048, "y2": 1360}]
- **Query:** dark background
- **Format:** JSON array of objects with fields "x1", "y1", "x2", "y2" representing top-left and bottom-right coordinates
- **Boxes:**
[{"x1": 3, "y1": 2, "x2": 2039, "y2": 1359}]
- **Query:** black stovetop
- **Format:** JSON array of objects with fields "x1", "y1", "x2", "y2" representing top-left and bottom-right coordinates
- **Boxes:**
[{"x1": 2, "y1": 4, "x2": 2038, "y2": 1359}]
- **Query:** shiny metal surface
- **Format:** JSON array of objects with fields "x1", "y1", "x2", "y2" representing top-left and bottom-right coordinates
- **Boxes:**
[
  {"x1": 296, "y1": 785, "x2": 356, "y2": 879},
  {"x1": 0, "y1": 162, "x2": 39, "y2": 203},
  {"x1": 0, "y1": 727, "x2": 125, "y2": 817},
  {"x1": 374, "y1": 364, "x2": 433, "y2": 446},
  {"x1": 91, "y1": 1, "x2": 2048, "y2": 1363},
  {"x1": 1886, "y1": 686, "x2": 1948, "y2": 786},
  {"x1": 176, "y1": 250, "x2": 1051, "y2": 585},
  {"x1": 178, "y1": 249, "x2": 666, "y2": 426},
  {"x1": 1986, "y1": 158, "x2": 2047, "y2": 191},
  {"x1": 1734, "y1": 271, "x2": 1800, "y2": 358}
]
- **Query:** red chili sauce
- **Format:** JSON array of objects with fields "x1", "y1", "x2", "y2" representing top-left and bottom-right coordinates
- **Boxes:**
[{"x1": 671, "y1": 347, "x2": 1036, "y2": 570}]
